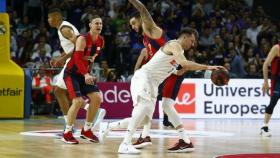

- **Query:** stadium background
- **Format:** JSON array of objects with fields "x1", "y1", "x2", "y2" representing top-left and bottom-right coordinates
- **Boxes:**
[{"x1": 1, "y1": 0, "x2": 280, "y2": 119}]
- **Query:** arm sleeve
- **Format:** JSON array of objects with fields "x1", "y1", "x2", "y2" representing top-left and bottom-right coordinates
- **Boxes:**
[{"x1": 72, "y1": 50, "x2": 88, "y2": 75}]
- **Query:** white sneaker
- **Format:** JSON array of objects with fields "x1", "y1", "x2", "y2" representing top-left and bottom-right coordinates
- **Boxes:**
[
  {"x1": 118, "y1": 142, "x2": 141, "y2": 154},
  {"x1": 98, "y1": 122, "x2": 110, "y2": 143},
  {"x1": 260, "y1": 126, "x2": 272, "y2": 137},
  {"x1": 92, "y1": 108, "x2": 106, "y2": 130}
]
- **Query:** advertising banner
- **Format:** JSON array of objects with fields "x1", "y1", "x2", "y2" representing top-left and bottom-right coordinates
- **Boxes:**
[
  {"x1": 159, "y1": 79, "x2": 280, "y2": 119},
  {"x1": 0, "y1": 13, "x2": 24, "y2": 118},
  {"x1": 78, "y1": 82, "x2": 159, "y2": 119}
]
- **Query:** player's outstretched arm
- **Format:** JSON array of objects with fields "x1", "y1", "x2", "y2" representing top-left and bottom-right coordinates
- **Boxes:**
[
  {"x1": 128, "y1": 0, "x2": 160, "y2": 35},
  {"x1": 166, "y1": 41, "x2": 222, "y2": 72},
  {"x1": 128, "y1": 0, "x2": 155, "y2": 27}
]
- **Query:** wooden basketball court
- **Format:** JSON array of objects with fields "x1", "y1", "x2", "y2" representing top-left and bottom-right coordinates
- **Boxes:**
[{"x1": 0, "y1": 117, "x2": 279, "y2": 158}]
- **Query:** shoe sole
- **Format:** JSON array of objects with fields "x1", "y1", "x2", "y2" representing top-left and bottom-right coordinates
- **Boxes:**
[
  {"x1": 80, "y1": 135, "x2": 99, "y2": 143},
  {"x1": 134, "y1": 142, "x2": 152, "y2": 149},
  {"x1": 260, "y1": 133, "x2": 272, "y2": 137},
  {"x1": 118, "y1": 152, "x2": 141, "y2": 154},
  {"x1": 61, "y1": 138, "x2": 79, "y2": 144},
  {"x1": 168, "y1": 148, "x2": 195, "y2": 153},
  {"x1": 118, "y1": 150, "x2": 141, "y2": 154}
]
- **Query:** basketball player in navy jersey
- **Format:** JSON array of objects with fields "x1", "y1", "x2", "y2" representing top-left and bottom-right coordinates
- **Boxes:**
[
  {"x1": 62, "y1": 15, "x2": 104, "y2": 144},
  {"x1": 48, "y1": 9, "x2": 106, "y2": 135},
  {"x1": 261, "y1": 43, "x2": 280, "y2": 137}
]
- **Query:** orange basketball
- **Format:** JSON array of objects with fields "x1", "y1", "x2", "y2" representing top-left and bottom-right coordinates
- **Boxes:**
[{"x1": 210, "y1": 69, "x2": 230, "y2": 86}]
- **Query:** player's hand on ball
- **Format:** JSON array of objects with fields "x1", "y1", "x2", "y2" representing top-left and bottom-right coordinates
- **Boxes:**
[
  {"x1": 207, "y1": 66, "x2": 225, "y2": 71},
  {"x1": 211, "y1": 68, "x2": 230, "y2": 86}
]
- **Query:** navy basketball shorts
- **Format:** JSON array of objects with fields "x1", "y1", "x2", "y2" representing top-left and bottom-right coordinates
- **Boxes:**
[
  {"x1": 271, "y1": 77, "x2": 280, "y2": 96},
  {"x1": 158, "y1": 74, "x2": 185, "y2": 100},
  {"x1": 64, "y1": 71, "x2": 99, "y2": 99}
]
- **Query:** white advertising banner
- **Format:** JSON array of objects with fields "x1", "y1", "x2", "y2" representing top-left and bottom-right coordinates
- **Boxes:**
[{"x1": 159, "y1": 79, "x2": 280, "y2": 119}]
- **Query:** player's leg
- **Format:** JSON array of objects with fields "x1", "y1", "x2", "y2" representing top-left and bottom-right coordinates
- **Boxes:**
[
  {"x1": 81, "y1": 91, "x2": 102, "y2": 143},
  {"x1": 261, "y1": 79, "x2": 280, "y2": 137},
  {"x1": 118, "y1": 97, "x2": 154, "y2": 154},
  {"x1": 99, "y1": 117, "x2": 131, "y2": 143},
  {"x1": 161, "y1": 75, "x2": 194, "y2": 152},
  {"x1": 161, "y1": 75, "x2": 180, "y2": 127},
  {"x1": 161, "y1": 97, "x2": 194, "y2": 153},
  {"x1": 62, "y1": 97, "x2": 83, "y2": 144},
  {"x1": 54, "y1": 69, "x2": 70, "y2": 124},
  {"x1": 133, "y1": 116, "x2": 152, "y2": 149},
  {"x1": 261, "y1": 95, "x2": 279, "y2": 137},
  {"x1": 62, "y1": 72, "x2": 83, "y2": 144}
]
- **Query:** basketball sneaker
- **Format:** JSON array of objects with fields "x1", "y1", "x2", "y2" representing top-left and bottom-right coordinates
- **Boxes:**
[
  {"x1": 56, "y1": 126, "x2": 77, "y2": 138},
  {"x1": 80, "y1": 128, "x2": 99, "y2": 143},
  {"x1": 133, "y1": 135, "x2": 152, "y2": 149},
  {"x1": 260, "y1": 126, "x2": 272, "y2": 137},
  {"x1": 98, "y1": 122, "x2": 110, "y2": 143},
  {"x1": 167, "y1": 139, "x2": 195, "y2": 153},
  {"x1": 118, "y1": 142, "x2": 141, "y2": 154},
  {"x1": 62, "y1": 131, "x2": 79, "y2": 144}
]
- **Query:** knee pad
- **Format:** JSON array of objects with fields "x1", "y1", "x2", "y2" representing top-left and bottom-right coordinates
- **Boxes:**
[
  {"x1": 265, "y1": 95, "x2": 279, "y2": 114},
  {"x1": 162, "y1": 97, "x2": 182, "y2": 128}
]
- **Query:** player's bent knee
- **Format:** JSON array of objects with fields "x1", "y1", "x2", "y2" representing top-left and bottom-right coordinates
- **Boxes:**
[
  {"x1": 72, "y1": 97, "x2": 84, "y2": 107},
  {"x1": 88, "y1": 92, "x2": 102, "y2": 105}
]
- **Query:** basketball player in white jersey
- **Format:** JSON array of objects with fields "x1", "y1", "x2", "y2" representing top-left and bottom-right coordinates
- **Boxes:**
[
  {"x1": 100, "y1": 0, "x2": 200, "y2": 152},
  {"x1": 118, "y1": 27, "x2": 223, "y2": 154},
  {"x1": 47, "y1": 8, "x2": 105, "y2": 133}
]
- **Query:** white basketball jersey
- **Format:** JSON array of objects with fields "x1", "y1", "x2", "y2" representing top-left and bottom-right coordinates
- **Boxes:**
[
  {"x1": 58, "y1": 21, "x2": 80, "y2": 54},
  {"x1": 141, "y1": 41, "x2": 183, "y2": 84}
]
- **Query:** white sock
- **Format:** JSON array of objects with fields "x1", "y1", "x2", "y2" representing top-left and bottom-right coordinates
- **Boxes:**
[
  {"x1": 123, "y1": 129, "x2": 134, "y2": 144},
  {"x1": 64, "y1": 125, "x2": 73, "y2": 133},
  {"x1": 84, "y1": 103, "x2": 89, "y2": 111},
  {"x1": 64, "y1": 115, "x2": 68, "y2": 124},
  {"x1": 84, "y1": 122, "x2": 93, "y2": 131},
  {"x1": 177, "y1": 128, "x2": 191, "y2": 144},
  {"x1": 109, "y1": 118, "x2": 130, "y2": 129},
  {"x1": 141, "y1": 121, "x2": 151, "y2": 138},
  {"x1": 263, "y1": 123, "x2": 268, "y2": 127}
]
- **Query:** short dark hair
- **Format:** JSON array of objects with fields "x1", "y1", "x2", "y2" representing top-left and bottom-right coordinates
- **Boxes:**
[
  {"x1": 48, "y1": 8, "x2": 62, "y2": 15},
  {"x1": 89, "y1": 14, "x2": 101, "y2": 22},
  {"x1": 179, "y1": 27, "x2": 199, "y2": 42},
  {"x1": 179, "y1": 27, "x2": 198, "y2": 38},
  {"x1": 129, "y1": 11, "x2": 141, "y2": 20}
]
